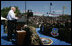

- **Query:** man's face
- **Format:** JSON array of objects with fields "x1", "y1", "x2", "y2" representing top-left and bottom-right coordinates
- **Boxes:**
[
  {"x1": 12, "y1": 7, "x2": 16, "y2": 12},
  {"x1": 13, "y1": 8, "x2": 16, "y2": 12}
]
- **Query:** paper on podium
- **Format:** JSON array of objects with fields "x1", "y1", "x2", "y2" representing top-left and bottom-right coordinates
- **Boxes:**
[{"x1": 17, "y1": 30, "x2": 26, "y2": 33}]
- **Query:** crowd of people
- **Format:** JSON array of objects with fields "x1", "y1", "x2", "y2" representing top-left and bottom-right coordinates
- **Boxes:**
[
  {"x1": 28, "y1": 15, "x2": 71, "y2": 28},
  {"x1": 28, "y1": 15, "x2": 71, "y2": 43}
]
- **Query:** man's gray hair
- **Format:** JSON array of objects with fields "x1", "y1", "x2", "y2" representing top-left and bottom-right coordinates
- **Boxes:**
[{"x1": 11, "y1": 7, "x2": 15, "y2": 10}]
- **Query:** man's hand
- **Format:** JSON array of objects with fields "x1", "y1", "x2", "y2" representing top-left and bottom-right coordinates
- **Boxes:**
[{"x1": 16, "y1": 17, "x2": 19, "y2": 19}]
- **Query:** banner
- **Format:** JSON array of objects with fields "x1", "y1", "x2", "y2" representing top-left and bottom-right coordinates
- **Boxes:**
[{"x1": 51, "y1": 28, "x2": 59, "y2": 37}]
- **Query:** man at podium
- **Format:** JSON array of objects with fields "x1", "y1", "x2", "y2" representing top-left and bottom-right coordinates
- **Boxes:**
[{"x1": 7, "y1": 7, "x2": 19, "y2": 41}]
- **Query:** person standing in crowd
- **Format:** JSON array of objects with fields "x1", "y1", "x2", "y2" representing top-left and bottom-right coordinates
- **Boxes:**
[{"x1": 7, "y1": 7, "x2": 19, "y2": 41}]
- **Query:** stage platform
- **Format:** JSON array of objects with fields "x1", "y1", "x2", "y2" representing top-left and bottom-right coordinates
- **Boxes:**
[{"x1": 1, "y1": 25, "x2": 71, "y2": 45}]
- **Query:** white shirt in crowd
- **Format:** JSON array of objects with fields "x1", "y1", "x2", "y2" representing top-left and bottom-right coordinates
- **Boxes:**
[{"x1": 7, "y1": 10, "x2": 18, "y2": 20}]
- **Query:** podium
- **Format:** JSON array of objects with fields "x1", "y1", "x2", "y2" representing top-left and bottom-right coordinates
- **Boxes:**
[{"x1": 16, "y1": 30, "x2": 26, "y2": 45}]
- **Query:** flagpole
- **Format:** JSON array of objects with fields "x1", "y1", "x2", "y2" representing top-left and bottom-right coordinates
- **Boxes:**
[
  {"x1": 25, "y1": 1, "x2": 28, "y2": 25},
  {"x1": 50, "y1": 3, "x2": 52, "y2": 14},
  {"x1": 50, "y1": 4, "x2": 51, "y2": 14},
  {"x1": 25, "y1": 1, "x2": 26, "y2": 13},
  {"x1": 63, "y1": 6, "x2": 65, "y2": 16}
]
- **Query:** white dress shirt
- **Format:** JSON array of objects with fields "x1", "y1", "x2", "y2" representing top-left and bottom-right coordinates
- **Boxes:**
[{"x1": 7, "y1": 10, "x2": 18, "y2": 20}]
